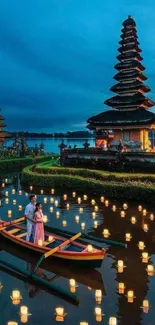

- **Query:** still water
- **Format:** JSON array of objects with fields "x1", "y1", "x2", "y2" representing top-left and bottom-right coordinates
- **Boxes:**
[
  {"x1": 5, "y1": 138, "x2": 95, "y2": 154},
  {"x1": 0, "y1": 173, "x2": 155, "y2": 325}
]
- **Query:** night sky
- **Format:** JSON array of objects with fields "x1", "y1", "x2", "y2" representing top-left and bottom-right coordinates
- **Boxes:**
[{"x1": 0, "y1": 0, "x2": 155, "y2": 132}]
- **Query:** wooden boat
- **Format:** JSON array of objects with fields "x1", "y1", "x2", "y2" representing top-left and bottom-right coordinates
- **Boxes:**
[{"x1": 0, "y1": 217, "x2": 106, "y2": 268}]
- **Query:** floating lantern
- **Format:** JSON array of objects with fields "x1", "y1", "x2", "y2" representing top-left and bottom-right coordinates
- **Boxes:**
[
  {"x1": 72, "y1": 191, "x2": 76, "y2": 198},
  {"x1": 51, "y1": 188, "x2": 55, "y2": 194},
  {"x1": 55, "y1": 200, "x2": 59, "y2": 207},
  {"x1": 91, "y1": 199, "x2": 95, "y2": 205},
  {"x1": 109, "y1": 317, "x2": 117, "y2": 325},
  {"x1": 63, "y1": 194, "x2": 67, "y2": 200},
  {"x1": 138, "y1": 241, "x2": 145, "y2": 250},
  {"x1": 29, "y1": 186, "x2": 33, "y2": 191},
  {"x1": 142, "y1": 252, "x2": 149, "y2": 263},
  {"x1": 95, "y1": 289, "x2": 102, "y2": 303},
  {"x1": 118, "y1": 282, "x2": 125, "y2": 294},
  {"x1": 87, "y1": 245, "x2": 93, "y2": 252},
  {"x1": 75, "y1": 215, "x2": 79, "y2": 223},
  {"x1": 120, "y1": 211, "x2": 125, "y2": 218},
  {"x1": 123, "y1": 203, "x2": 128, "y2": 210},
  {"x1": 100, "y1": 196, "x2": 104, "y2": 203},
  {"x1": 142, "y1": 300, "x2": 149, "y2": 313},
  {"x1": 50, "y1": 197, "x2": 54, "y2": 203},
  {"x1": 150, "y1": 213, "x2": 154, "y2": 221},
  {"x1": 105, "y1": 200, "x2": 109, "y2": 207},
  {"x1": 43, "y1": 197, "x2": 47, "y2": 203},
  {"x1": 138, "y1": 205, "x2": 142, "y2": 211},
  {"x1": 56, "y1": 211, "x2": 60, "y2": 218},
  {"x1": 143, "y1": 223, "x2": 149, "y2": 232},
  {"x1": 79, "y1": 207, "x2": 83, "y2": 213},
  {"x1": 81, "y1": 222, "x2": 85, "y2": 230},
  {"x1": 5, "y1": 191, "x2": 8, "y2": 196},
  {"x1": 94, "y1": 220, "x2": 98, "y2": 228},
  {"x1": 62, "y1": 220, "x2": 67, "y2": 227},
  {"x1": 80, "y1": 323, "x2": 88, "y2": 325},
  {"x1": 69, "y1": 279, "x2": 77, "y2": 293},
  {"x1": 92, "y1": 212, "x2": 96, "y2": 219},
  {"x1": 102, "y1": 229, "x2": 110, "y2": 238},
  {"x1": 50, "y1": 207, "x2": 53, "y2": 213},
  {"x1": 66, "y1": 203, "x2": 70, "y2": 209},
  {"x1": 127, "y1": 290, "x2": 135, "y2": 303},
  {"x1": 5, "y1": 178, "x2": 8, "y2": 183},
  {"x1": 2, "y1": 182, "x2": 5, "y2": 187},
  {"x1": 7, "y1": 322, "x2": 18, "y2": 325},
  {"x1": 0, "y1": 282, "x2": 3, "y2": 290},
  {"x1": 13, "y1": 199, "x2": 16, "y2": 205},
  {"x1": 18, "y1": 205, "x2": 22, "y2": 211},
  {"x1": 77, "y1": 197, "x2": 81, "y2": 204},
  {"x1": 11, "y1": 290, "x2": 22, "y2": 305},
  {"x1": 43, "y1": 215, "x2": 48, "y2": 223},
  {"x1": 131, "y1": 216, "x2": 136, "y2": 224},
  {"x1": 125, "y1": 233, "x2": 132, "y2": 242},
  {"x1": 94, "y1": 205, "x2": 98, "y2": 212},
  {"x1": 112, "y1": 205, "x2": 116, "y2": 212},
  {"x1": 12, "y1": 189, "x2": 15, "y2": 194},
  {"x1": 83, "y1": 194, "x2": 87, "y2": 200},
  {"x1": 55, "y1": 307, "x2": 66, "y2": 322},
  {"x1": 18, "y1": 190, "x2": 22, "y2": 195},
  {"x1": 8, "y1": 210, "x2": 12, "y2": 217},
  {"x1": 94, "y1": 307, "x2": 103, "y2": 322},
  {"x1": 20, "y1": 306, "x2": 30, "y2": 323},
  {"x1": 5, "y1": 198, "x2": 9, "y2": 204},
  {"x1": 143, "y1": 209, "x2": 147, "y2": 216},
  {"x1": 117, "y1": 260, "x2": 125, "y2": 273},
  {"x1": 48, "y1": 236, "x2": 53, "y2": 242},
  {"x1": 40, "y1": 189, "x2": 44, "y2": 194},
  {"x1": 25, "y1": 193, "x2": 28, "y2": 197},
  {"x1": 38, "y1": 240, "x2": 43, "y2": 246},
  {"x1": 147, "y1": 264, "x2": 154, "y2": 276}
]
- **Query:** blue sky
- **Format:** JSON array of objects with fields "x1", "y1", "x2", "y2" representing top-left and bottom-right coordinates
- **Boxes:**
[{"x1": 0, "y1": 0, "x2": 155, "y2": 132}]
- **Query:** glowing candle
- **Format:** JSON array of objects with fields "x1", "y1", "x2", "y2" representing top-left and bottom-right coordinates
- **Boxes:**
[
  {"x1": 63, "y1": 194, "x2": 67, "y2": 200},
  {"x1": 13, "y1": 199, "x2": 16, "y2": 205},
  {"x1": 5, "y1": 178, "x2": 8, "y2": 183},
  {"x1": 43, "y1": 215, "x2": 48, "y2": 223},
  {"x1": 109, "y1": 318, "x2": 117, "y2": 325},
  {"x1": 131, "y1": 216, "x2": 136, "y2": 224},
  {"x1": 117, "y1": 260, "x2": 124, "y2": 273},
  {"x1": 77, "y1": 197, "x2": 81, "y2": 204},
  {"x1": 20, "y1": 306, "x2": 28, "y2": 315},
  {"x1": 43, "y1": 197, "x2": 47, "y2": 203},
  {"x1": 5, "y1": 198, "x2": 9, "y2": 204},
  {"x1": 127, "y1": 290, "x2": 135, "y2": 303},
  {"x1": 75, "y1": 216, "x2": 79, "y2": 223},
  {"x1": 30, "y1": 186, "x2": 33, "y2": 191},
  {"x1": 2, "y1": 183, "x2": 5, "y2": 187},
  {"x1": 79, "y1": 207, "x2": 83, "y2": 213},
  {"x1": 102, "y1": 229, "x2": 110, "y2": 238},
  {"x1": 83, "y1": 194, "x2": 87, "y2": 200},
  {"x1": 125, "y1": 233, "x2": 132, "y2": 242},
  {"x1": 142, "y1": 252, "x2": 149, "y2": 263},
  {"x1": 142, "y1": 299, "x2": 149, "y2": 313},
  {"x1": 87, "y1": 245, "x2": 93, "y2": 252},
  {"x1": 94, "y1": 205, "x2": 99, "y2": 212},
  {"x1": 11, "y1": 290, "x2": 21, "y2": 305},
  {"x1": 91, "y1": 199, "x2": 95, "y2": 205},
  {"x1": 66, "y1": 203, "x2": 70, "y2": 209},
  {"x1": 92, "y1": 212, "x2": 96, "y2": 219},
  {"x1": 50, "y1": 207, "x2": 53, "y2": 212},
  {"x1": 12, "y1": 189, "x2": 15, "y2": 194},
  {"x1": 95, "y1": 307, "x2": 102, "y2": 322},
  {"x1": 100, "y1": 196, "x2": 104, "y2": 202},
  {"x1": 62, "y1": 220, "x2": 67, "y2": 227},
  {"x1": 138, "y1": 241, "x2": 145, "y2": 250},
  {"x1": 55, "y1": 307, "x2": 65, "y2": 321},
  {"x1": 94, "y1": 220, "x2": 98, "y2": 228},
  {"x1": 50, "y1": 197, "x2": 54, "y2": 203},
  {"x1": 120, "y1": 210, "x2": 125, "y2": 217},
  {"x1": 143, "y1": 299, "x2": 149, "y2": 308},
  {"x1": 51, "y1": 188, "x2": 55, "y2": 194},
  {"x1": 18, "y1": 205, "x2": 22, "y2": 211},
  {"x1": 123, "y1": 203, "x2": 128, "y2": 210},
  {"x1": 143, "y1": 223, "x2": 149, "y2": 232},
  {"x1": 80, "y1": 323, "x2": 88, "y2": 325},
  {"x1": 147, "y1": 264, "x2": 154, "y2": 276},
  {"x1": 112, "y1": 205, "x2": 116, "y2": 212},
  {"x1": 38, "y1": 240, "x2": 43, "y2": 246},
  {"x1": 95, "y1": 289, "x2": 102, "y2": 303},
  {"x1": 150, "y1": 213, "x2": 154, "y2": 221},
  {"x1": 72, "y1": 191, "x2": 76, "y2": 197},
  {"x1": 55, "y1": 200, "x2": 58, "y2": 207},
  {"x1": 19, "y1": 190, "x2": 22, "y2": 195},
  {"x1": 81, "y1": 222, "x2": 85, "y2": 230},
  {"x1": 118, "y1": 282, "x2": 125, "y2": 294},
  {"x1": 56, "y1": 211, "x2": 60, "y2": 218},
  {"x1": 69, "y1": 279, "x2": 76, "y2": 287},
  {"x1": 142, "y1": 209, "x2": 147, "y2": 216},
  {"x1": 40, "y1": 189, "x2": 44, "y2": 194},
  {"x1": 7, "y1": 322, "x2": 18, "y2": 325},
  {"x1": 8, "y1": 210, "x2": 12, "y2": 217},
  {"x1": 5, "y1": 191, "x2": 8, "y2": 196},
  {"x1": 48, "y1": 236, "x2": 53, "y2": 242},
  {"x1": 138, "y1": 205, "x2": 142, "y2": 211},
  {"x1": 105, "y1": 200, "x2": 109, "y2": 207}
]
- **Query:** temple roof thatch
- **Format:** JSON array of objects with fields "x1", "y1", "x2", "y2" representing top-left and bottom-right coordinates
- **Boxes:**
[
  {"x1": 87, "y1": 109, "x2": 155, "y2": 127},
  {"x1": 104, "y1": 94, "x2": 155, "y2": 108},
  {"x1": 114, "y1": 70, "x2": 147, "y2": 81},
  {"x1": 119, "y1": 38, "x2": 139, "y2": 45},
  {"x1": 114, "y1": 61, "x2": 145, "y2": 71},
  {"x1": 118, "y1": 44, "x2": 142, "y2": 53},
  {"x1": 110, "y1": 81, "x2": 150, "y2": 93},
  {"x1": 0, "y1": 131, "x2": 11, "y2": 139},
  {"x1": 117, "y1": 52, "x2": 143, "y2": 61},
  {"x1": 123, "y1": 16, "x2": 136, "y2": 27}
]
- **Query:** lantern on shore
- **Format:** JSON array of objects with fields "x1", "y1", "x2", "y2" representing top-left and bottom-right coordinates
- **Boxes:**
[
  {"x1": 81, "y1": 222, "x2": 85, "y2": 230},
  {"x1": 142, "y1": 300, "x2": 149, "y2": 313},
  {"x1": 147, "y1": 265, "x2": 154, "y2": 276},
  {"x1": 51, "y1": 188, "x2": 55, "y2": 194},
  {"x1": 112, "y1": 205, "x2": 116, "y2": 212},
  {"x1": 94, "y1": 205, "x2": 99, "y2": 212},
  {"x1": 77, "y1": 197, "x2": 81, "y2": 204},
  {"x1": 105, "y1": 200, "x2": 109, "y2": 207},
  {"x1": 40, "y1": 189, "x2": 44, "y2": 194},
  {"x1": 138, "y1": 205, "x2": 142, "y2": 211},
  {"x1": 109, "y1": 317, "x2": 117, "y2": 325},
  {"x1": 83, "y1": 194, "x2": 87, "y2": 200},
  {"x1": 138, "y1": 241, "x2": 145, "y2": 250},
  {"x1": 143, "y1": 223, "x2": 149, "y2": 232},
  {"x1": 30, "y1": 186, "x2": 33, "y2": 191},
  {"x1": 120, "y1": 211, "x2": 125, "y2": 218},
  {"x1": 91, "y1": 199, "x2": 95, "y2": 205},
  {"x1": 142, "y1": 252, "x2": 149, "y2": 263},
  {"x1": 118, "y1": 282, "x2": 125, "y2": 294},
  {"x1": 95, "y1": 289, "x2": 102, "y2": 303},
  {"x1": 92, "y1": 212, "x2": 96, "y2": 219},
  {"x1": 66, "y1": 203, "x2": 70, "y2": 209},
  {"x1": 150, "y1": 213, "x2": 154, "y2": 221},
  {"x1": 55, "y1": 307, "x2": 66, "y2": 322},
  {"x1": 94, "y1": 221, "x2": 98, "y2": 228},
  {"x1": 11, "y1": 290, "x2": 22, "y2": 305},
  {"x1": 125, "y1": 233, "x2": 132, "y2": 242},
  {"x1": 142, "y1": 209, "x2": 147, "y2": 216},
  {"x1": 2, "y1": 183, "x2": 5, "y2": 187},
  {"x1": 100, "y1": 196, "x2": 104, "y2": 202},
  {"x1": 72, "y1": 191, "x2": 76, "y2": 197},
  {"x1": 117, "y1": 260, "x2": 125, "y2": 273},
  {"x1": 123, "y1": 203, "x2": 128, "y2": 210},
  {"x1": 102, "y1": 229, "x2": 110, "y2": 238},
  {"x1": 127, "y1": 290, "x2": 135, "y2": 303},
  {"x1": 75, "y1": 215, "x2": 80, "y2": 223},
  {"x1": 63, "y1": 194, "x2": 67, "y2": 200},
  {"x1": 12, "y1": 189, "x2": 15, "y2": 194},
  {"x1": 131, "y1": 216, "x2": 136, "y2": 224}
]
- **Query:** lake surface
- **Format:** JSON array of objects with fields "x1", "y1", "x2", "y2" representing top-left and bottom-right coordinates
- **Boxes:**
[
  {"x1": 0, "y1": 173, "x2": 155, "y2": 325},
  {"x1": 5, "y1": 138, "x2": 95, "y2": 154}
]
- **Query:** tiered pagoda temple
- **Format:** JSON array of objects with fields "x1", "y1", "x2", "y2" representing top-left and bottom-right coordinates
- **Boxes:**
[
  {"x1": 0, "y1": 109, "x2": 10, "y2": 144},
  {"x1": 87, "y1": 16, "x2": 155, "y2": 151}
]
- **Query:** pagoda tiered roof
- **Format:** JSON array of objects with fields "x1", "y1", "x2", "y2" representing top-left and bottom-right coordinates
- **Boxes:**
[
  {"x1": 0, "y1": 109, "x2": 11, "y2": 141},
  {"x1": 87, "y1": 16, "x2": 155, "y2": 129}
]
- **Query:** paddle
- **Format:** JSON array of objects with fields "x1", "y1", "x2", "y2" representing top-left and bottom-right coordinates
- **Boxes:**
[
  {"x1": 32, "y1": 232, "x2": 82, "y2": 274},
  {"x1": 0, "y1": 217, "x2": 25, "y2": 231}
]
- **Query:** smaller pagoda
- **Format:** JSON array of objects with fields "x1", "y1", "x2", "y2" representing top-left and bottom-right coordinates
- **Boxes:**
[
  {"x1": 87, "y1": 16, "x2": 155, "y2": 151},
  {"x1": 0, "y1": 109, "x2": 11, "y2": 145}
]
